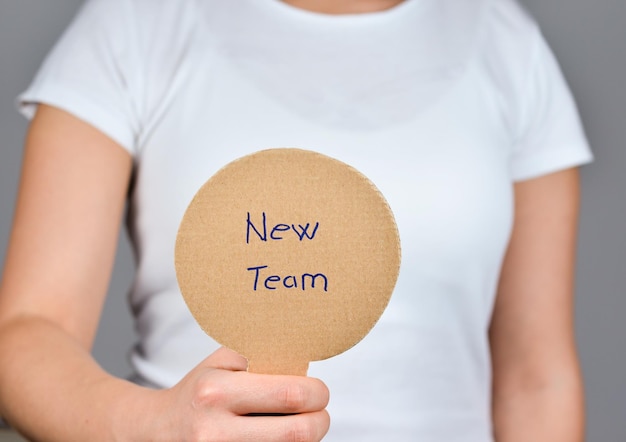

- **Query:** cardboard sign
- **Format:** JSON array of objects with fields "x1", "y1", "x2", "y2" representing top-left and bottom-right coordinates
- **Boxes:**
[{"x1": 175, "y1": 148, "x2": 401, "y2": 375}]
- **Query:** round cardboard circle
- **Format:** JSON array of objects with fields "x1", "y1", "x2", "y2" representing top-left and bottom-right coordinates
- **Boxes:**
[{"x1": 175, "y1": 148, "x2": 401, "y2": 375}]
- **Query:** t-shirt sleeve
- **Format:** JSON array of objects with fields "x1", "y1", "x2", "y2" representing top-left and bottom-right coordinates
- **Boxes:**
[
  {"x1": 510, "y1": 32, "x2": 593, "y2": 181},
  {"x1": 17, "y1": 0, "x2": 140, "y2": 155}
]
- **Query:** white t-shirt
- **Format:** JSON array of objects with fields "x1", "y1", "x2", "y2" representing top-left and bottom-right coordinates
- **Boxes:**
[{"x1": 19, "y1": 0, "x2": 592, "y2": 440}]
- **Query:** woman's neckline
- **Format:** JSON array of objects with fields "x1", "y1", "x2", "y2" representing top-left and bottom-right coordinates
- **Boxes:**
[{"x1": 259, "y1": 0, "x2": 422, "y2": 26}]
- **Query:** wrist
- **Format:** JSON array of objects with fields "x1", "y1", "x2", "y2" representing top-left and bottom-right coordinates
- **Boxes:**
[{"x1": 108, "y1": 379, "x2": 164, "y2": 441}]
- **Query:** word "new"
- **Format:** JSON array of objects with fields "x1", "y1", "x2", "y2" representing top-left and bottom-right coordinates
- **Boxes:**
[{"x1": 246, "y1": 212, "x2": 319, "y2": 244}]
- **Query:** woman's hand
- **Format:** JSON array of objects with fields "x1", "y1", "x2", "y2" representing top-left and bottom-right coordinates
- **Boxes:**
[{"x1": 132, "y1": 347, "x2": 330, "y2": 441}]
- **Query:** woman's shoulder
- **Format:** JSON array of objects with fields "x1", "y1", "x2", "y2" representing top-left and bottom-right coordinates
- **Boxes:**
[
  {"x1": 75, "y1": 0, "x2": 211, "y2": 41},
  {"x1": 479, "y1": 0, "x2": 543, "y2": 58},
  {"x1": 475, "y1": 0, "x2": 551, "y2": 104}
]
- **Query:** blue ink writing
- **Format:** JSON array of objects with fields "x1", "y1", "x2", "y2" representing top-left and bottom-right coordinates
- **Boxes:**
[
  {"x1": 247, "y1": 265, "x2": 328, "y2": 292},
  {"x1": 246, "y1": 212, "x2": 319, "y2": 243},
  {"x1": 291, "y1": 223, "x2": 319, "y2": 241},
  {"x1": 245, "y1": 212, "x2": 328, "y2": 293}
]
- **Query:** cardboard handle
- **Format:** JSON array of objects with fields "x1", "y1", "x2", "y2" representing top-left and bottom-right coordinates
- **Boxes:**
[{"x1": 247, "y1": 359, "x2": 310, "y2": 376}]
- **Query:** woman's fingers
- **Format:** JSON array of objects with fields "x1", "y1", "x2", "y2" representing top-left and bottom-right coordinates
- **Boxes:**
[
  {"x1": 217, "y1": 371, "x2": 330, "y2": 416},
  {"x1": 192, "y1": 368, "x2": 329, "y2": 416},
  {"x1": 165, "y1": 347, "x2": 331, "y2": 440},
  {"x1": 202, "y1": 346, "x2": 249, "y2": 371},
  {"x1": 233, "y1": 410, "x2": 331, "y2": 442},
  {"x1": 198, "y1": 348, "x2": 329, "y2": 415}
]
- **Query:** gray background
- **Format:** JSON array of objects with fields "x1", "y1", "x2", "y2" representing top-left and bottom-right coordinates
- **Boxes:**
[{"x1": 0, "y1": 1, "x2": 624, "y2": 440}]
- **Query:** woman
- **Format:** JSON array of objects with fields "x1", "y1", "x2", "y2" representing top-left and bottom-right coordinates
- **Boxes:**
[{"x1": 0, "y1": 0, "x2": 591, "y2": 440}]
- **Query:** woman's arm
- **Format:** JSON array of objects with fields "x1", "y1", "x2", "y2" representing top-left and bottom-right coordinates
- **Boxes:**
[
  {"x1": 0, "y1": 105, "x2": 329, "y2": 441},
  {"x1": 490, "y1": 168, "x2": 585, "y2": 441}
]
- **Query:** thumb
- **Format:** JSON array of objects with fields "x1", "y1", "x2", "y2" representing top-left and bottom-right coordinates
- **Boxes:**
[{"x1": 202, "y1": 346, "x2": 249, "y2": 372}]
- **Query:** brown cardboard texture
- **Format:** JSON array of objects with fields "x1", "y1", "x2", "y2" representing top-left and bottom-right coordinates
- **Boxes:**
[{"x1": 175, "y1": 148, "x2": 401, "y2": 376}]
